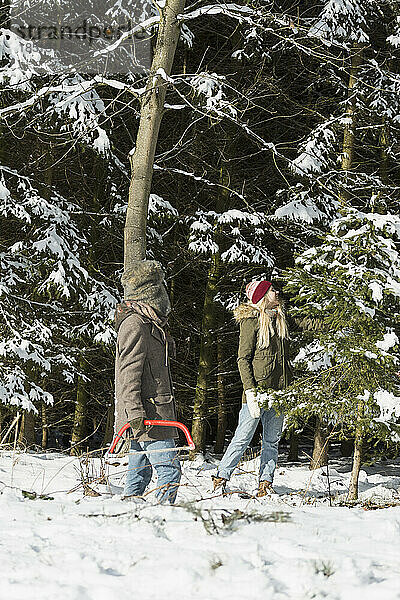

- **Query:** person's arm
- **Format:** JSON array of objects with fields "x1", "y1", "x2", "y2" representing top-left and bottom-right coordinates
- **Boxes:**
[
  {"x1": 287, "y1": 313, "x2": 324, "y2": 333},
  {"x1": 237, "y1": 318, "x2": 257, "y2": 391},
  {"x1": 117, "y1": 316, "x2": 147, "y2": 426}
]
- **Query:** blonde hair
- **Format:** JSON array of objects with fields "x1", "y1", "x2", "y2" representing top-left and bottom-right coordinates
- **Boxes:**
[{"x1": 250, "y1": 295, "x2": 289, "y2": 349}]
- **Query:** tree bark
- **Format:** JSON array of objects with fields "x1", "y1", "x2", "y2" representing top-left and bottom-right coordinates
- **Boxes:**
[
  {"x1": 339, "y1": 44, "x2": 364, "y2": 208},
  {"x1": 18, "y1": 411, "x2": 36, "y2": 448},
  {"x1": 310, "y1": 416, "x2": 329, "y2": 470},
  {"x1": 0, "y1": 405, "x2": 8, "y2": 438},
  {"x1": 190, "y1": 157, "x2": 228, "y2": 456},
  {"x1": 70, "y1": 354, "x2": 89, "y2": 455},
  {"x1": 41, "y1": 402, "x2": 48, "y2": 450},
  {"x1": 379, "y1": 119, "x2": 388, "y2": 186},
  {"x1": 124, "y1": 0, "x2": 186, "y2": 267},
  {"x1": 214, "y1": 334, "x2": 227, "y2": 454},
  {"x1": 347, "y1": 402, "x2": 364, "y2": 501},
  {"x1": 190, "y1": 250, "x2": 220, "y2": 456}
]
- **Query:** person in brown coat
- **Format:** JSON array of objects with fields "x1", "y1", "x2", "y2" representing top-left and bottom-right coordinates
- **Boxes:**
[{"x1": 115, "y1": 260, "x2": 181, "y2": 503}]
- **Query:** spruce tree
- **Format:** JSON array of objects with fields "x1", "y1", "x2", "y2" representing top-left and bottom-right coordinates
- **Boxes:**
[{"x1": 266, "y1": 207, "x2": 400, "y2": 501}]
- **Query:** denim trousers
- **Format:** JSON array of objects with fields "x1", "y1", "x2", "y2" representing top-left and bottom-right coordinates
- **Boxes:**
[
  {"x1": 124, "y1": 438, "x2": 181, "y2": 503},
  {"x1": 217, "y1": 403, "x2": 284, "y2": 483}
]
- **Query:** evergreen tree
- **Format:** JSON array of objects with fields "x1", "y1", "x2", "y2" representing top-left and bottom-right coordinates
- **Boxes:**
[{"x1": 265, "y1": 207, "x2": 400, "y2": 500}]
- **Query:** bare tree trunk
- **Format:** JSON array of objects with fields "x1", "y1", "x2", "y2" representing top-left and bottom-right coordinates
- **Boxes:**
[
  {"x1": 379, "y1": 118, "x2": 388, "y2": 186},
  {"x1": 347, "y1": 402, "x2": 364, "y2": 501},
  {"x1": 310, "y1": 416, "x2": 329, "y2": 470},
  {"x1": 41, "y1": 402, "x2": 48, "y2": 450},
  {"x1": 214, "y1": 334, "x2": 227, "y2": 454},
  {"x1": 124, "y1": 0, "x2": 186, "y2": 266},
  {"x1": 18, "y1": 411, "x2": 36, "y2": 448},
  {"x1": 190, "y1": 251, "x2": 220, "y2": 456},
  {"x1": 0, "y1": 405, "x2": 8, "y2": 438},
  {"x1": 70, "y1": 354, "x2": 89, "y2": 456},
  {"x1": 339, "y1": 44, "x2": 364, "y2": 207},
  {"x1": 191, "y1": 157, "x2": 228, "y2": 456}
]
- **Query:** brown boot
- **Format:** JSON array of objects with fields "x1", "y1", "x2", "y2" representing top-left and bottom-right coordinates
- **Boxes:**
[
  {"x1": 212, "y1": 475, "x2": 227, "y2": 492},
  {"x1": 257, "y1": 480, "x2": 276, "y2": 497}
]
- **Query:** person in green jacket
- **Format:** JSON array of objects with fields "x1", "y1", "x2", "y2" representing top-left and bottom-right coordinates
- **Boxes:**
[{"x1": 212, "y1": 279, "x2": 291, "y2": 497}]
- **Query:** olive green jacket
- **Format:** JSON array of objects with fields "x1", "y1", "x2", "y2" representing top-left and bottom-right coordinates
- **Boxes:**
[
  {"x1": 114, "y1": 303, "x2": 178, "y2": 441},
  {"x1": 234, "y1": 304, "x2": 292, "y2": 399}
]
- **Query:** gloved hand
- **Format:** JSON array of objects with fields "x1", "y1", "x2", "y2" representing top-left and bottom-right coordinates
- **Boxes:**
[
  {"x1": 129, "y1": 416, "x2": 149, "y2": 439},
  {"x1": 245, "y1": 389, "x2": 261, "y2": 419}
]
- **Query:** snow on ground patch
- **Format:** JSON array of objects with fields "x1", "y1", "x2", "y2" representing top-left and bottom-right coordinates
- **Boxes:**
[{"x1": 1, "y1": 451, "x2": 400, "y2": 600}]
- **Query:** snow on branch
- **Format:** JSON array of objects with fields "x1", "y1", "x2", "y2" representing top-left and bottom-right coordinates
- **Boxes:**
[
  {"x1": 0, "y1": 73, "x2": 146, "y2": 118},
  {"x1": 0, "y1": 29, "x2": 44, "y2": 89},
  {"x1": 154, "y1": 165, "x2": 246, "y2": 202},
  {"x1": 49, "y1": 75, "x2": 112, "y2": 154},
  {"x1": 191, "y1": 72, "x2": 237, "y2": 117},
  {"x1": 148, "y1": 194, "x2": 179, "y2": 217},
  {"x1": 387, "y1": 15, "x2": 400, "y2": 47},
  {"x1": 292, "y1": 121, "x2": 337, "y2": 175},
  {"x1": 275, "y1": 197, "x2": 325, "y2": 224},
  {"x1": 93, "y1": 15, "x2": 159, "y2": 58},
  {"x1": 308, "y1": 0, "x2": 370, "y2": 46},
  {"x1": 179, "y1": 3, "x2": 254, "y2": 23}
]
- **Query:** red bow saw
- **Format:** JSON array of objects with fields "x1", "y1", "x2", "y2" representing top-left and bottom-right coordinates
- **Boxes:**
[{"x1": 108, "y1": 420, "x2": 195, "y2": 456}]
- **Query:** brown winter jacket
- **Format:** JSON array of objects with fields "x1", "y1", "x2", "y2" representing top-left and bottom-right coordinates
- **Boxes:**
[{"x1": 114, "y1": 302, "x2": 178, "y2": 441}]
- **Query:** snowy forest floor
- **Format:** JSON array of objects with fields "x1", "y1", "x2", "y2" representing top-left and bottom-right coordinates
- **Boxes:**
[{"x1": 1, "y1": 448, "x2": 400, "y2": 600}]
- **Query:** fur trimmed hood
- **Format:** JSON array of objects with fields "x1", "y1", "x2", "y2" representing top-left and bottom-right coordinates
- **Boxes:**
[
  {"x1": 114, "y1": 300, "x2": 167, "y2": 334},
  {"x1": 121, "y1": 260, "x2": 171, "y2": 318},
  {"x1": 233, "y1": 302, "x2": 285, "y2": 347},
  {"x1": 233, "y1": 303, "x2": 260, "y2": 322}
]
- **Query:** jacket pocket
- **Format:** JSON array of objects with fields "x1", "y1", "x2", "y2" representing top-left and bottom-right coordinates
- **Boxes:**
[
  {"x1": 143, "y1": 394, "x2": 176, "y2": 422},
  {"x1": 254, "y1": 349, "x2": 274, "y2": 359},
  {"x1": 252, "y1": 355, "x2": 275, "y2": 380}
]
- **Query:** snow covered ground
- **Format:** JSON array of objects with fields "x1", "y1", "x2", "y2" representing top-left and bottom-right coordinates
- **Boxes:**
[{"x1": 1, "y1": 448, "x2": 400, "y2": 600}]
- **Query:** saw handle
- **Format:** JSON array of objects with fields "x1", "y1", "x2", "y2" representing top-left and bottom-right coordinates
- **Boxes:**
[{"x1": 109, "y1": 419, "x2": 195, "y2": 454}]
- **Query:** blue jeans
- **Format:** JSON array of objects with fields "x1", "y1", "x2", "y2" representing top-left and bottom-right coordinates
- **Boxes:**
[
  {"x1": 124, "y1": 438, "x2": 181, "y2": 504},
  {"x1": 217, "y1": 404, "x2": 284, "y2": 483}
]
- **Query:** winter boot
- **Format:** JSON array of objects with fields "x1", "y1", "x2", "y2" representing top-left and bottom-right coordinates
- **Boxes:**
[
  {"x1": 256, "y1": 480, "x2": 276, "y2": 497},
  {"x1": 121, "y1": 494, "x2": 146, "y2": 503},
  {"x1": 212, "y1": 475, "x2": 227, "y2": 493}
]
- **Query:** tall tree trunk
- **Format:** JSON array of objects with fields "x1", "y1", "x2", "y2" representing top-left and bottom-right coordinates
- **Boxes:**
[
  {"x1": 41, "y1": 402, "x2": 48, "y2": 450},
  {"x1": 190, "y1": 157, "x2": 228, "y2": 456},
  {"x1": 310, "y1": 416, "x2": 329, "y2": 470},
  {"x1": 339, "y1": 44, "x2": 364, "y2": 208},
  {"x1": 190, "y1": 251, "x2": 220, "y2": 455},
  {"x1": 70, "y1": 354, "x2": 89, "y2": 455},
  {"x1": 124, "y1": 0, "x2": 186, "y2": 266},
  {"x1": 0, "y1": 405, "x2": 8, "y2": 437},
  {"x1": 214, "y1": 334, "x2": 227, "y2": 454},
  {"x1": 347, "y1": 402, "x2": 364, "y2": 502},
  {"x1": 18, "y1": 411, "x2": 36, "y2": 448},
  {"x1": 379, "y1": 118, "x2": 388, "y2": 186},
  {"x1": 337, "y1": 45, "x2": 365, "y2": 497},
  {"x1": 371, "y1": 116, "x2": 389, "y2": 214}
]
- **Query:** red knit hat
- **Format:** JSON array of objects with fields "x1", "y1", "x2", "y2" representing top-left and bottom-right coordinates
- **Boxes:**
[{"x1": 245, "y1": 280, "x2": 272, "y2": 304}]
